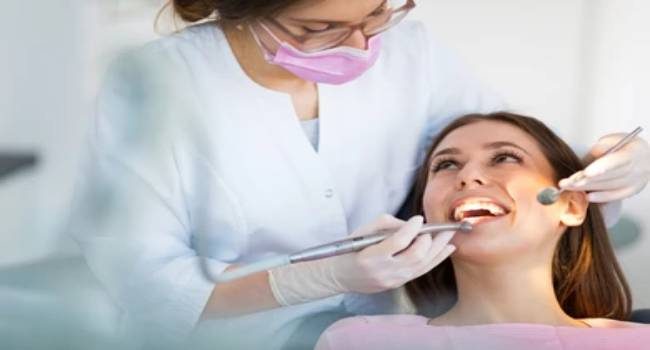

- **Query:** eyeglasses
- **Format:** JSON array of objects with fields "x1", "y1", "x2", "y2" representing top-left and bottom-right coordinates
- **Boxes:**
[{"x1": 259, "y1": 0, "x2": 415, "y2": 53}]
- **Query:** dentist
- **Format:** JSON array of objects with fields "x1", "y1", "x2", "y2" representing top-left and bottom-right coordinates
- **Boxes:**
[{"x1": 71, "y1": 0, "x2": 650, "y2": 348}]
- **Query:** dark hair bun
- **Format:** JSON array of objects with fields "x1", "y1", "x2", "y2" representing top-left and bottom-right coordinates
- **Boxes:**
[
  {"x1": 172, "y1": 0, "x2": 300, "y2": 23},
  {"x1": 173, "y1": 0, "x2": 218, "y2": 22}
]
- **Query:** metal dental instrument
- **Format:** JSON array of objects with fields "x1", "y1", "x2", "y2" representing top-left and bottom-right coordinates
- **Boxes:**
[
  {"x1": 200, "y1": 221, "x2": 472, "y2": 283},
  {"x1": 537, "y1": 126, "x2": 643, "y2": 205}
]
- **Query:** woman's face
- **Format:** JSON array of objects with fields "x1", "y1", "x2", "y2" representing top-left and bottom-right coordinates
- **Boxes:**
[{"x1": 423, "y1": 121, "x2": 583, "y2": 264}]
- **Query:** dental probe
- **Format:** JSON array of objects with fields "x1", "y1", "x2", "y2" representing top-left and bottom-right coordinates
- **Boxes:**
[
  {"x1": 201, "y1": 221, "x2": 472, "y2": 283},
  {"x1": 537, "y1": 126, "x2": 643, "y2": 205}
]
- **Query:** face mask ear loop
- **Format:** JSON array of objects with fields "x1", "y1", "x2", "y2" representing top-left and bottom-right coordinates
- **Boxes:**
[
  {"x1": 248, "y1": 21, "x2": 278, "y2": 61},
  {"x1": 258, "y1": 20, "x2": 285, "y2": 45}
]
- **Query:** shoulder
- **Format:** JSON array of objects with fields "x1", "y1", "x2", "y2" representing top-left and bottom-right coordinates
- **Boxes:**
[
  {"x1": 105, "y1": 22, "x2": 224, "y2": 82},
  {"x1": 331, "y1": 314, "x2": 430, "y2": 329},
  {"x1": 582, "y1": 318, "x2": 650, "y2": 328},
  {"x1": 149, "y1": 21, "x2": 225, "y2": 56},
  {"x1": 98, "y1": 22, "x2": 227, "y2": 101},
  {"x1": 322, "y1": 314, "x2": 430, "y2": 337},
  {"x1": 316, "y1": 315, "x2": 431, "y2": 350},
  {"x1": 156, "y1": 22, "x2": 228, "y2": 61}
]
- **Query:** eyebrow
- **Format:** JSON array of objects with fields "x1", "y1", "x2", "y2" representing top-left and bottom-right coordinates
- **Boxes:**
[
  {"x1": 431, "y1": 147, "x2": 461, "y2": 159},
  {"x1": 484, "y1": 141, "x2": 531, "y2": 156},
  {"x1": 288, "y1": 0, "x2": 387, "y2": 24},
  {"x1": 431, "y1": 141, "x2": 531, "y2": 159}
]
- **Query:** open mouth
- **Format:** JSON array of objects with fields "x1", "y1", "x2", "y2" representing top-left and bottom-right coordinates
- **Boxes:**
[{"x1": 449, "y1": 198, "x2": 511, "y2": 225}]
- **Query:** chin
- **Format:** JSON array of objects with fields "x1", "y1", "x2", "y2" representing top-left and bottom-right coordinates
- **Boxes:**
[
  {"x1": 450, "y1": 220, "x2": 519, "y2": 262},
  {"x1": 451, "y1": 240, "x2": 515, "y2": 264}
]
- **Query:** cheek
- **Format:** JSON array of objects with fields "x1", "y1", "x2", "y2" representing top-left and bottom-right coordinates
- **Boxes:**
[
  {"x1": 422, "y1": 178, "x2": 451, "y2": 221},
  {"x1": 422, "y1": 186, "x2": 437, "y2": 221},
  {"x1": 507, "y1": 174, "x2": 563, "y2": 236}
]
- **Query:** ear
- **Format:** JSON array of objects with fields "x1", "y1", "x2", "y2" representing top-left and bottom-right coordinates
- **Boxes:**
[{"x1": 559, "y1": 191, "x2": 589, "y2": 227}]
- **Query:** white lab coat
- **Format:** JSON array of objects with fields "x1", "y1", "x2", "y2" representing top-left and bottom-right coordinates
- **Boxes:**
[{"x1": 70, "y1": 20, "x2": 503, "y2": 348}]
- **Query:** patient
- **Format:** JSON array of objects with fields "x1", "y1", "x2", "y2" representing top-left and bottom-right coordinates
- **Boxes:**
[{"x1": 316, "y1": 112, "x2": 649, "y2": 350}]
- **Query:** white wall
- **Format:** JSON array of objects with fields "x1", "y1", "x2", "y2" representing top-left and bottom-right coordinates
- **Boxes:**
[
  {"x1": 411, "y1": 0, "x2": 587, "y2": 139},
  {"x1": 1, "y1": 0, "x2": 648, "y2": 307}
]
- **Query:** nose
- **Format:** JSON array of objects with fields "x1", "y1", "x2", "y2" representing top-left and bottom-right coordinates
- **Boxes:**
[
  {"x1": 340, "y1": 29, "x2": 368, "y2": 50},
  {"x1": 455, "y1": 163, "x2": 488, "y2": 190}
]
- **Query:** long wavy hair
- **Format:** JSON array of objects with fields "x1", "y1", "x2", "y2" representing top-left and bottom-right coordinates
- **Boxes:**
[{"x1": 405, "y1": 112, "x2": 632, "y2": 320}]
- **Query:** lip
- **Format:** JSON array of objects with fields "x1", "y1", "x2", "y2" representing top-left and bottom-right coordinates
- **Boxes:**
[{"x1": 447, "y1": 196, "x2": 513, "y2": 224}]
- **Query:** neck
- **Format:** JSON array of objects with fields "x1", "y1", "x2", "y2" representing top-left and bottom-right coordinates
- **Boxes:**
[
  {"x1": 434, "y1": 258, "x2": 583, "y2": 327},
  {"x1": 222, "y1": 22, "x2": 313, "y2": 93}
]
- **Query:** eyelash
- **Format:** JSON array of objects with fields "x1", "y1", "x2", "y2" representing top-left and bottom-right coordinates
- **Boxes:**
[
  {"x1": 302, "y1": 25, "x2": 333, "y2": 33},
  {"x1": 431, "y1": 157, "x2": 459, "y2": 173},
  {"x1": 370, "y1": 2, "x2": 389, "y2": 16},
  {"x1": 430, "y1": 150, "x2": 524, "y2": 173}
]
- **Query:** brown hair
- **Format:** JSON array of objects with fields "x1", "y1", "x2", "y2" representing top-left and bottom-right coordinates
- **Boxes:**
[
  {"x1": 405, "y1": 112, "x2": 632, "y2": 320},
  {"x1": 169, "y1": 0, "x2": 303, "y2": 23}
]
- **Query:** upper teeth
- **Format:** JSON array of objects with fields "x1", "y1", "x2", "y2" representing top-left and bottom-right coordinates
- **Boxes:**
[{"x1": 453, "y1": 202, "x2": 506, "y2": 221}]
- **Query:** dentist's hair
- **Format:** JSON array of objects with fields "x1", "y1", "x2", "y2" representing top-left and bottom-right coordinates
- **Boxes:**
[
  {"x1": 405, "y1": 112, "x2": 632, "y2": 321},
  {"x1": 169, "y1": 0, "x2": 301, "y2": 23}
]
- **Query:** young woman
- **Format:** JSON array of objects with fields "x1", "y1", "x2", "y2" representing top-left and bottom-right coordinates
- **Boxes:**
[
  {"x1": 315, "y1": 112, "x2": 650, "y2": 350},
  {"x1": 71, "y1": 0, "x2": 650, "y2": 348}
]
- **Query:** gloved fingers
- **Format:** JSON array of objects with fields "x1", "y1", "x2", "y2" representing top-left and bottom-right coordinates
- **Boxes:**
[
  {"x1": 559, "y1": 152, "x2": 637, "y2": 191},
  {"x1": 558, "y1": 171, "x2": 585, "y2": 189},
  {"x1": 583, "y1": 132, "x2": 631, "y2": 164},
  {"x1": 392, "y1": 232, "x2": 433, "y2": 262},
  {"x1": 561, "y1": 175, "x2": 638, "y2": 192},
  {"x1": 351, "y1": 214, "x2": 404, "y2": 237},
  {"x1": 580, "y1": 159, "x2": 635, "y2": 184},
  {"x1": 586, "y1": 182, "x2": 646, "y2": 203},
  {"x1": 412, "y1": 244, "x2": 456, "y2": 278},
  {"x1": 394, "y1": 230, "x2": 455, "y2": 264},
  {"x1": 367, "y1": 215, "x2": 424, "y2": 256},
  {"x1": 374, "y1": 214, "x2": 406, "y2": 228},
  {"x1": 581, "y1": 132, "x2": 650, "y2": 179},
  {"x1": 582, "y1": 151, "x2": 633, "y2": 179},
  {"x1": 559, "y1": 154, "x2": 631, "y2": 191}
]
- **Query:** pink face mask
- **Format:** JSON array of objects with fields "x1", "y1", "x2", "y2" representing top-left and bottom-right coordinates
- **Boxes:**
[{"x1": 250, "y1": 23, "x2": 383, "y2": 85}]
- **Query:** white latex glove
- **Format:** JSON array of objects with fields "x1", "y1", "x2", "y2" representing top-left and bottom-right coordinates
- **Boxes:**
[
  {"x1": 268, "y1": 215, "x2": 457, "y2": 306},
  {"x1": 559, "y1": 133, "x2": 650, "y2": 203}
]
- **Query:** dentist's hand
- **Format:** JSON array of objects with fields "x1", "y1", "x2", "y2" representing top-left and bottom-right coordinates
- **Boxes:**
[
  {"x1": 331, "y1": 215, "x2": 457, "y2": 294},
  {"x1": 559, "y1": 133, "x2": 650, "y2": 203},
  {"x1": 268, "y1": 215, "x2": 457, "y2": 306}
]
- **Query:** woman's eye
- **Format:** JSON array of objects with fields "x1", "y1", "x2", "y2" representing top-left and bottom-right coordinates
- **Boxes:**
[
  {"x1": 432, "y1": 160, "x2": 459, "y2": 172},
  {"x1": 302, "y1": 24, "x2": 333, "y2": 33},
  {"x1": 491, "y1": 152, "x2": 522, "y2": 164}
]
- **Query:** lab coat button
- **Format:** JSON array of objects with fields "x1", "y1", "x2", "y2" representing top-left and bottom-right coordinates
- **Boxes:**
[{"x1": 324, "y1": 189, "x2": 334, "y2": 198}]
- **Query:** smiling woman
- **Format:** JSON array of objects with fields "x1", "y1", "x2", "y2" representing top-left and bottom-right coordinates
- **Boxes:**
[
  {"x1": 315, "y1": 112, "x2": 648, "y2": 350},
  {"x1": 408, "y1": 112, "x2": 630, "y2": 320}
]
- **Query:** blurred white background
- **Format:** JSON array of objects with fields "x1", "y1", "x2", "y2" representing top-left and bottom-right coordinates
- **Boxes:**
[{"x1": 1, "y1": 0, "x2": 649, "y2": 344}]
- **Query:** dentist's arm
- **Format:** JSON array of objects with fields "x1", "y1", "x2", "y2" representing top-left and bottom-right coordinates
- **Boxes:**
[{"x1": 200, "y1": 215, "x2": 457, "y2": 317}]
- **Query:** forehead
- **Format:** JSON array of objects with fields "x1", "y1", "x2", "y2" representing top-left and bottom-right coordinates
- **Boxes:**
[
  {"x1": 435, "y1": 120, "x2": 541, "y2": 152},
  {"x1": 431, "y1": 120, "x2": 557, "y2": 178},
  {"x1": 282, "y1": 0, "x2": 385, "y2": 21}
]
